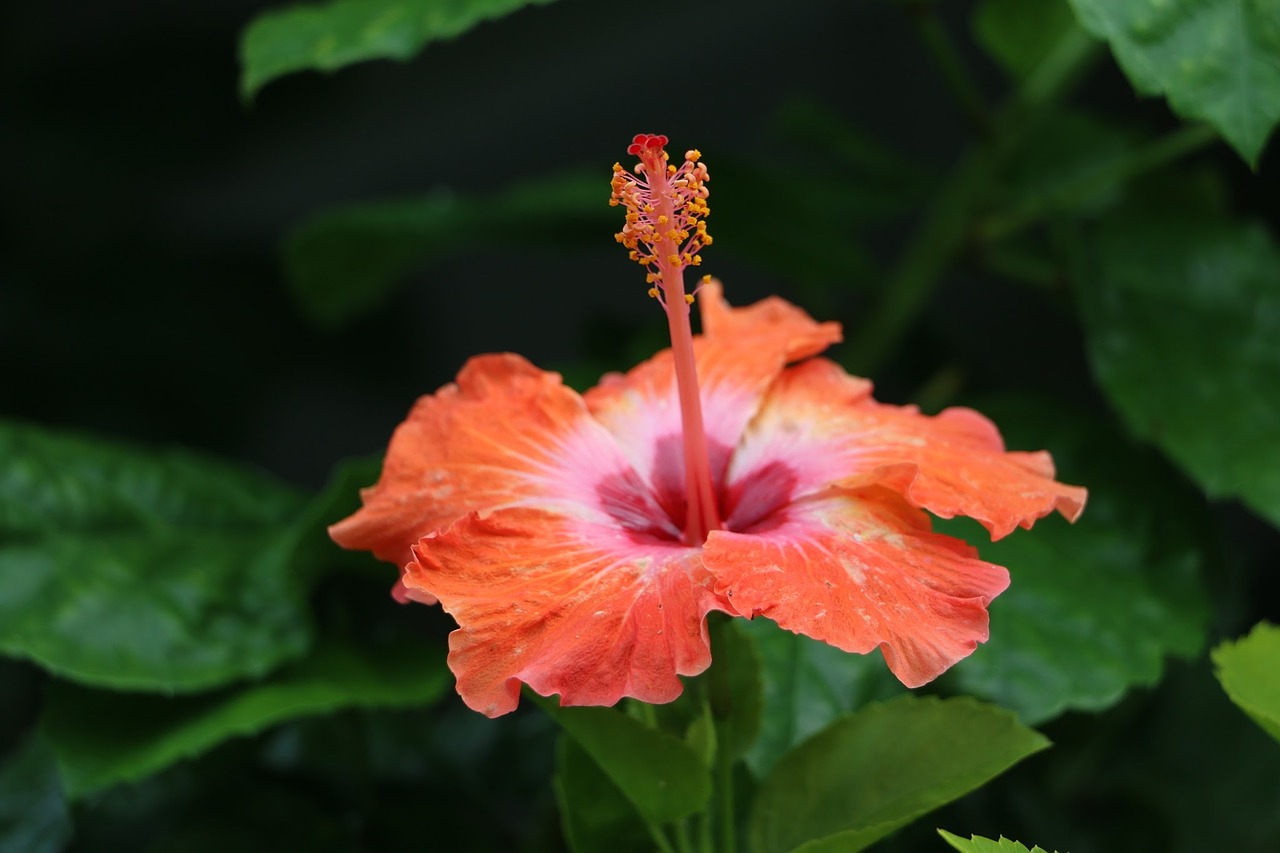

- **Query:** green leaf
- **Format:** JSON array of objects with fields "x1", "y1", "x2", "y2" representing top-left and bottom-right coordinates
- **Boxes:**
[
  {"x1": 554, "y1": 736, "x2": 652, "y2": 853},
  {"x1": 0, "y1": 737, "x2": 72, "y2": 853},
  {"x1": 1074, "y1": 206, "x2": 1280, "y2": 530},
  {"x1": 1066, "y1": 0, "x2": 1280, "y2": 166},
  {"x1": 740, "y1": 618, "x2": 903, "y2": 777},
  {"x1": 0, "y1": 420, "x2": 312, "y2": 692},
  {"x1": 1213, "y1": 622, "x2": 1280, "y2": 744},
  {"x1": 938, "y1": 830, "x2": 1064, "y2": 853},
  {"x1": 707, "y1": 617, "x2": 763, "y2": 762},
  {"x1": 946, "y1": 399, "x2": 1209, "y2": 724},
  {"x1": 974, "y1": 0, "x2": 1083, "y2": 80},
  {"x1": 749, "y1": 696, "x2": 1050, "y2": 853},
  {"x1": 531, "y1": 696, "x2": 712, "y2": 825},
  {"x1": 282, "y1": 171, "x2": 609, "y2": 328},
  {"x1": 42, "y1": 635, "x2": 450, "y2": 798},
  {"x1": 239, "y1": 0, "x2": 559, "y2": 98}
]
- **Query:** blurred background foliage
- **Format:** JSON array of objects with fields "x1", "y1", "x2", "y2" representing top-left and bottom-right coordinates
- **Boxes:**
[{"x1": 3, "y1": 0, "x2": 1279, "y2": 850}]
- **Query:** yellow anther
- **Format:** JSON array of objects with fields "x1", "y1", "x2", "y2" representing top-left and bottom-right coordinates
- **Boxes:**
[
  {"x1": 668, "y1": 254, "x2": 681, "y2": 265},
  {"x1": 684, "y1": 293, "x2": 695, "y2": 304},
  {"x1": 658, "y1": 215, "x2": 669, "y2": 225},
  {"x1": 648, "y1": 287, "x2": 660, "y2": 299},
  {"x1": 700, "y1": 274, "x2": 712, "y2": 284},
  {"x1": 686, "y1": 149, "x2": 701, "y2": 161},
  {"x1": 612, "y1": 162, "x2": 623, "y2": 173}
]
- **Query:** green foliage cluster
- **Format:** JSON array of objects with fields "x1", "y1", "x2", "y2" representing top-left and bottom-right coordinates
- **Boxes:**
[{"x1": 4, "y1": 0, "x2": 1280, "y2": 850}]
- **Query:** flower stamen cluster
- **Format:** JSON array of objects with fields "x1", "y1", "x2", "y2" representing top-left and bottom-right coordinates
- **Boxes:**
[{"x1": 610, "y1": 133, "x2": 712, "y2": 304}]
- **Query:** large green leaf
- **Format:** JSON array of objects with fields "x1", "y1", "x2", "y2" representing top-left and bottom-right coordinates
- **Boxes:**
[
  {"x1": 0, "y1": 737, "x2": 72, "y2": 853},
  {"x1": 282, "y1": 171, "x2": 609, "y2": 328},
  {"x1": 946, "y1": 399, "x2": 1209, "y2": 724},
  {"x1": 1074, "y1": 207, "x2": 1280, "y2": 530},
  {"x1": 239, "y1": 0, "x2": 559, "y2": 98},
  {"x1": 938, "y1": 830, "x2": 1064, "y2": 853},
  {"x1": 1213, "y1": 621, "x2": 1280, "y2": 744},
  {"x1": 42, "y1": 636, "x2": 450, "y2": 798},
  {"x1": 748, "y1": 696, "x2": 1049, "y2": 853},
  {"x1": 554, "y1": 736, "x2": 652, "y2": 853},
  {"x1": 531, "y1": 696, "x2": 712, "y2": 825},
  {"x1": 1066, "y1": 0, "x2": 1280, "y2": 166},
  {"x1": 0, "y1": 421, "x2": 312, "y2": 692},
  {"x1": 740, "y1": 617, "x2": 903, "y2": 777}
]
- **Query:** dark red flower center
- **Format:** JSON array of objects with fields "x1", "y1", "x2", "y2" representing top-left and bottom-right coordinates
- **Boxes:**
[{"x1": 596, "y1": 436, "x2": 796, "y2": 545}]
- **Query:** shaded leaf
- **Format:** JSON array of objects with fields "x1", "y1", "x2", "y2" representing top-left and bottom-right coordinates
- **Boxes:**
[
  {"x1": 282, "y1": 171, "x2": 609, "y2": 328},
  {"x1": 740, "y1": 617, "x2": 903, "y2": 777},
  {"x1": 0, "y1": 421, "x2": 311, "y2": 692},
  {"x1": 531, "y1": 696, "x2": 712, "y2": 825},
  {"x1": 0, "y1": 736, "x2": 72, "y2": 853},
  {"x1": 239, "y1": 0, "x2": 559, "y2": 98},
  {"x1": 1074, "y1": 207, "x2": 1280, "y2": 530},
  {"x1": 1066, "y1": 0, "x2": 1280, "y2": 165},
  {"x1": 42, "y1": 636, "x2": 450, "y2": 798},
  {"x1": 973, "y1": 0, "x2": 1083, "y2": 80},
  {"x1": 707, "y1": 617, "x2": 763, "y2": 762},
  {"x1": 945, "y1": 399, "x2": 1209, "y2": 724},
  {"x1": 554, "y1": 736, "x2": 651, "y2": 853},
  {"x1": 1213, "y1": 621, "x2": 1280, "y2": 744},
  {"x1": 938, "y1": 830, "x2": 1063, "y2": 853},
  {"x1": 749, "y1": 696, "x2": 1049, "y2": 853}
]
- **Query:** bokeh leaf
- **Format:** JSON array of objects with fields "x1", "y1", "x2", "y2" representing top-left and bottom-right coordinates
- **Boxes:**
[
  {"x1": 749, "y1": 696, "x2": 1049, "y2": 853},
  {"x1": 1066, "y1": 0, "x2": 1280, "y2": 165},
  {"x1": 240, "y1": 0, "x2": 559, "y2": 98},
  {"x1": 740, "y1": 617, "x2": 903, "y2": 777},
  {"x1": 1213, "y1": 621, "x2": 1280, "y2": 744},
  {"x1": 938, "y1": 830, "x2": 1063, "y2": 853},
  {"x1": 0, "y1": 736, "x2": 72, "y2": 853},
  {"x1": 0, "y1": 421, "x2": 312, "y2": 692},
  {"x1": 1074, "y1": 207, "x2": 1280, "y2": 530},
  {"x1": 554, "y1": 736, "x2": 651, "y2": 853},
  {"x1": 282, "y1": 171, "x2": 608, "y2": 328},
  {"x1": 974, "y1": 0, "x2": 1083, "y2": 80},
  {"x1": 946, "y1": 399, "x2": 1209, "y2": 724},
  {"x1": 42, "y1": 636, "x2": 450, "y2": 798},
  {"x1": 532, "y1": 697, "x2": 712, "y2": 825}
]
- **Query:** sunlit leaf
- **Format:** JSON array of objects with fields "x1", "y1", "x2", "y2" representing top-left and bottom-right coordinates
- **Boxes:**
[
  {"x1": 282, "y1": 171, "x2": 608, "y2": 328},
  {"x1": 43, "y1": 636, "x2": 450, "y2": 798},
  {"x1": 0, "y1": 737, "x2": 71, "y2": 853},
  {"x1": 1066, "y1": 0, "x2": 1280, "y2": 166},
  {"x1": 1213, "y1": 622, "x2": 1280, "y2": 744},
  {"x1": 748, "y1": 696, "x2": 1049, "y2": 853},
  {"x1": 240, "y1": 0, "x2": 559, "y2": 98},
  {"x1": 945, "y1": 399, "x2": 1209, "y2": 724},
  {"x1": 531, "y1": 696, "x2": 712, "y2": 825},
  {"x1": 740, "y1": 618, "x2": 903, "y2": 777},
  {"x1": 938, "y1": 830, "x2": 1064, "y2": 853},
  {"x1": 0, "y1": 421, "x2": 311, "y2": 691},
  {"x1": 1074, "y1": 207, "x2": 1280, "y2": 530}
]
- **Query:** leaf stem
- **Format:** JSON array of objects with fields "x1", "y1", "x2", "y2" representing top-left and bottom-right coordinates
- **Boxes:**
[
  {"x1": 978, "y1": 122, "x2": 1219, "y2": 242},
  {"x1": 717, "y1": 739, "x2": 736, "y2": 852},
  {"x1": 906, "y1": 0, "x2": 992, "y2": 137}
]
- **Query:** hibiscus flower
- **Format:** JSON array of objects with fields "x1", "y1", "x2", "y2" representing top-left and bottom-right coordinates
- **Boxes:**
[{"x1": 330, "y1": 135, "x2": 1086, "y2": 717}]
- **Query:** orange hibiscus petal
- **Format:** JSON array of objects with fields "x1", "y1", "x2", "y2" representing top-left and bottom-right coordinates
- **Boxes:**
[
  {"x1": 727, "y1": 358, "x2": 1086, "y2": 540},
  {"x1": 584, "y1": 281, "x2": 842, "y2": 509},
  {"x1": 705, "y1": 489, "x2": 1010, "y2": 687},
  {"x1": 405, "y1": 508, "x2": 726, "y2": 717},
  {"x1": 329, "y1": 353, "x2": 671, "y2": 580}
]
